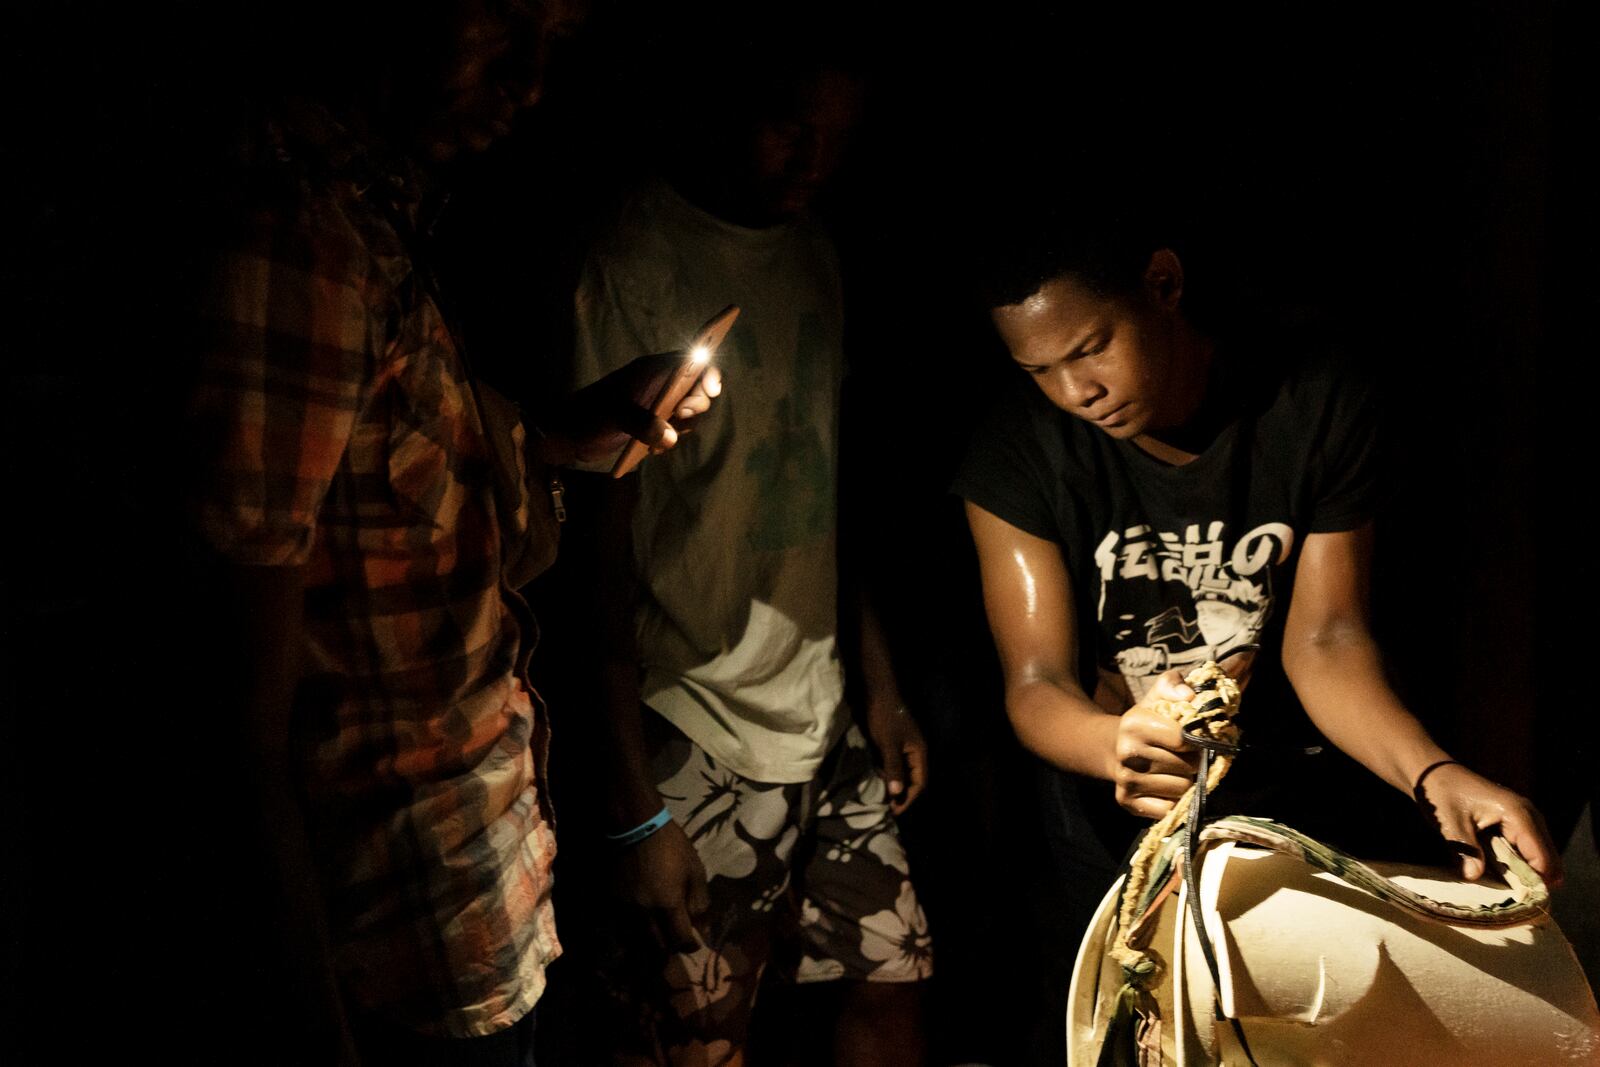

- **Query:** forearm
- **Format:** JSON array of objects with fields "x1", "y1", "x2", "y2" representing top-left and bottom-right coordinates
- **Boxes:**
[
  {"x1": 529, "y1": 427, "x2": 577, "y2": 468},
  {"x1": 591, "y1": 477, "x2": 663, "y2": 828},
  {"x1": 1283, "y1": 621, "x2": 1448, "y2": 794},
  {"x1": 855, "y1": 590, "x2": 904, "y2": 715},
  {"x1": 225, "y1": 565, "x2": 352, "y2": 1052},
  {"x1": 248, "y1": 759, "x2": 352, "y2": 1038},
  {"x1": 1005, "y1": 675, "x2": 1122, "y2": 779},
  {"x1": 597, "y1": 657, "x2": 668, "y2": 827},
  {"x1": 231, "y1": 567, "x2": 329, "y2": 899},
  {"x1": 1285, "y1": 620, "x2": 1565, "y2": 882}
]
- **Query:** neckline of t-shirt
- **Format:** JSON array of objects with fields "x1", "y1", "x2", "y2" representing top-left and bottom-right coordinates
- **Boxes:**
[
  {"x1": 1111, "y1": 419, "x2": 1241, "y2": 478},
  {"x1": 653, "y1": 179, "x2": 804, "y2": 246}
]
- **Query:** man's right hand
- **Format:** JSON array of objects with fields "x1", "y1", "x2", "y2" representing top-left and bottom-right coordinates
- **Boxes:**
[
  {"x1": 550, "y1": 353, "x2": 724, "y2": 465},
  {"x1": 614, "y1": 818, "x2": 711, "y2": 954},
  {"x1": 1112, "y1": 668, "x2": 1202, "y2": 819}
]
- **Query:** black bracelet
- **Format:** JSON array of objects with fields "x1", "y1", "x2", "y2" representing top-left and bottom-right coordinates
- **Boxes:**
[{"x1": 1412, "y1": 759, "x2": 1464, "y2": 803}]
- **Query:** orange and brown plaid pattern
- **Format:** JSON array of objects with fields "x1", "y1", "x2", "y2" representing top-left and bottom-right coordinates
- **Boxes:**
[{"x1": 191, "y1": 115, "x2": 558, "y2": 1038}]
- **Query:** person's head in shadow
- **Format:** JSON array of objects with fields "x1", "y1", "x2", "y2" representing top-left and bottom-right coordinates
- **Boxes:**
[
  {"x1": 657, "y1": 8, "x2": 865, "y2": 227},
  {"x1": 238, "y1": 0, "x2": 588, "y2": 163}
]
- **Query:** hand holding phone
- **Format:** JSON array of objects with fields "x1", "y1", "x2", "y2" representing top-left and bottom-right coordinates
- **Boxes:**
[{"x1": 610, "y1": 305, "x2": 739, "y2": 478}]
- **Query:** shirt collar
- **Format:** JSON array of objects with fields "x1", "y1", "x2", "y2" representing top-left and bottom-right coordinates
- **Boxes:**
[{"x1": 267, "y1": 97, "x2": 427, "y2": 215}]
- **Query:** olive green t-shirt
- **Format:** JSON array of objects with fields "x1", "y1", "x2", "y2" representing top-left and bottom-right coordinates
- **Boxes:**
[{"x1": 571, "y1": 181, "x2": 847, "y2": 783}]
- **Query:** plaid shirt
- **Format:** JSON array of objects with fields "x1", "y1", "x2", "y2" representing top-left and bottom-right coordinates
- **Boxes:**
[{"x1": 191, "y1": 106, "x2": 558, "y2": 1037}]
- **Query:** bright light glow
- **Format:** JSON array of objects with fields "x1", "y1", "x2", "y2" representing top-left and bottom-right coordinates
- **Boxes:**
[
  {"x1": 690, "y1": 345, "x2": 711, "y2": 365},
  {"x1": 1012, "y1": 548, "x2": 1038, "y2": 616}
]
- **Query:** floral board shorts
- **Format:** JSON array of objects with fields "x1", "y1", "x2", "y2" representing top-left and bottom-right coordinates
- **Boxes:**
[{"x1": 601, "y1": 713, "x2": 934, "y2": 1065}]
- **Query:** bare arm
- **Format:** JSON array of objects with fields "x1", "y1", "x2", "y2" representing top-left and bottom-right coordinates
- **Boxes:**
[
  {"x1": 224, "y1": 564, "x2": 358, "y2": 1064},
  {"x1": 1282, "y1": 524, "x2": 1562, "y2": 883},
  {"x1": 965, "y1": 501, "x2": 1200, "y2": 818},
  {"x1": 856, "y1": 591, "x2": 928, "y2": 814},
  {"x1": 1280, "y1": 525, "x2": 1444, "y2": 790},
  {"x1": 588, "y1": 476, "x2": 709, "y2": 951},
  {"x1": 592, "y1": 477, "x2": 669, "y2": 827}
]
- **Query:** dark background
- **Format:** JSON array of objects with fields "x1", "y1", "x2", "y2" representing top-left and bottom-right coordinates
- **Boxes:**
[{"x1": 6, "y1": 1, "x2": 1593, "y2": 1062}]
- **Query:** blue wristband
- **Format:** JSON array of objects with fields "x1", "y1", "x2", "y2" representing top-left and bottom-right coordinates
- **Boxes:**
[{"x1": 607, "y1": 805, "x2": 672, "y2": 847}]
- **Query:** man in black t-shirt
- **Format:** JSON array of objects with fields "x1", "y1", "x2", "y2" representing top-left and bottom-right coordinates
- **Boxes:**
[{"x1": 953, "y1": 218, "x2": 1563, "y2": 1064}]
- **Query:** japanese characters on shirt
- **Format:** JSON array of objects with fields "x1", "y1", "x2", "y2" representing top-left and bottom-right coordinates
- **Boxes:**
[{"x1": 1094, "y1": 519, "x2": 1295, "y2": 701}]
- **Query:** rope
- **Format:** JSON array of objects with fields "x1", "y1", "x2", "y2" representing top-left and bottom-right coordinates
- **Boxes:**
[
  {"x1": 1107, "y1": 662, "x2": 1243, "y2": 977},
  {"x1": 1091, "y1": 654, "x2": 1551, "y2": 1067}
]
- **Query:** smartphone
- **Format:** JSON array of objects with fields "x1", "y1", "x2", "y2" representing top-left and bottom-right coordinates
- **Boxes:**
[{"x1": 610, "y1": 304, "x2": 739, "y2": 478}]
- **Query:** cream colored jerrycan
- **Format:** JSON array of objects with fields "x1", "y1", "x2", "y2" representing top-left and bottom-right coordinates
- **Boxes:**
[{"x1": 1068, "y1": 844, "x2": 1600, "y2": 1066}]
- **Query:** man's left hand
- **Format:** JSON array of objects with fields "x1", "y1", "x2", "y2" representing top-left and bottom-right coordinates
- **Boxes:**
[
  {"x1": 1415, "y1": 762, "x2": 1564, "y2": 888},
  {"x1": 866, "y1": 702, "x2": 929, "y2": 816}
]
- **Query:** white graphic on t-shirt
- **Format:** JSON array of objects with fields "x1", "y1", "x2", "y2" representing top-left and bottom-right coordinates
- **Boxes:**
[{"x1": 1093, "y1": 520, "x2": 1294, "y2": 701}]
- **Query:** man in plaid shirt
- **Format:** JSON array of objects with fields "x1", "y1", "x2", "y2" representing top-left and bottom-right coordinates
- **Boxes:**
[{"x1": 189, "y1": 3, "x2": 717, "y2": 1062}]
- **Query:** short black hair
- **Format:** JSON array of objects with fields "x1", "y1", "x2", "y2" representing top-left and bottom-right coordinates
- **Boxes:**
[{"x1": 972, "y1": 198, "x2": 1176, "y2": 309}]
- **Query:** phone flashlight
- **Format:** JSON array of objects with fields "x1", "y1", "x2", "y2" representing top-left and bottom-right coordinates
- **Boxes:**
[{"x1": 610, "y1": 305, "x2": 739, "y2": 478}]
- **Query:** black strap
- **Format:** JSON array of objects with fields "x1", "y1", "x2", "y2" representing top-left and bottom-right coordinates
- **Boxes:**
[{"x1": 1182, "y1": 730, "x2": 1260, "y2": 1067}]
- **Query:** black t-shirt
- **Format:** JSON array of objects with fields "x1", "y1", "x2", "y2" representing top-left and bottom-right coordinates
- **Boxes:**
[
  {"x1": 956, "y1": 340, "x2": 1374, "y2": 737},
  {"x1": 954, "y1": 339, "x2": 1411, "y2": 861}
]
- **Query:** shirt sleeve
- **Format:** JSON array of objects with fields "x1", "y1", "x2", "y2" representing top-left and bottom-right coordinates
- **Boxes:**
[
  {"x1": 1307, "y1": 365, "x2": 1379, "y2": 533},
  {"x1": 950, "y1": 378, "x2": 1062, "y2": 543},
  {"x1": 189, "y1": 211, "x2": 374, "y2": 566}
]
